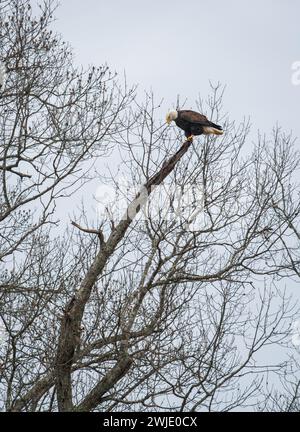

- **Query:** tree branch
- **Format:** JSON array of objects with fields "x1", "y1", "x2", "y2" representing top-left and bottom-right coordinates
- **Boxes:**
[{"x1": 55, "y1": 138, "x2": 193, "y2": 411}]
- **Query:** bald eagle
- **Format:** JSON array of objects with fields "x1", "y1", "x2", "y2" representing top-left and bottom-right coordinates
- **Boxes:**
[{"x1": 166, "y1": 110, "x2": 223, "y2": 141}]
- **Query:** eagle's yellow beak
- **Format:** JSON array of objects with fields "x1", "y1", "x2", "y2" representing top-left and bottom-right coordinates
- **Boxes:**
[{"x1": 166, "y1": 115, "x2": 171, "y2": 125}]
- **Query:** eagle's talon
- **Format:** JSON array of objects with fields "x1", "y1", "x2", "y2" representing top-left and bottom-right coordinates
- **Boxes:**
[{"x1": 187, "y1": 135, "x2": 194, "y2": 142}]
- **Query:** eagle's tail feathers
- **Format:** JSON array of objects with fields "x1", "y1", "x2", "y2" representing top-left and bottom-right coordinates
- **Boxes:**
[
  {"x1": 209, "y1": 122, "x2": 223, "y2": 130},
  {"x1": 203, "y1": 126, "x2": 224, "y2": 135}
]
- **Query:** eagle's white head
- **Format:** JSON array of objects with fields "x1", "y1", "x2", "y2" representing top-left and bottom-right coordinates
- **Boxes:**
[{"x1": 166, "y1": 110, "x2": 178, "y2": 125}]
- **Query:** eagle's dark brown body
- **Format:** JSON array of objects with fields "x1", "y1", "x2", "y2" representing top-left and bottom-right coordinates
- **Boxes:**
[{"x1": 175, "y1": 110, "x2": 223, "y2": 137}]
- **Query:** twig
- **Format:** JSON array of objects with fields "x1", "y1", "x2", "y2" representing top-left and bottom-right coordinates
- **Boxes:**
[{"x1": 71, "y1": 221, "x2": 105, "y2": 246}]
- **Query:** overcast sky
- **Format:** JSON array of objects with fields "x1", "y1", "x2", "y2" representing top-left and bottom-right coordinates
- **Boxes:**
[
  {"x1": 52, "y1": 1, "x2": 300, "y2": 388},
  {"x1": 54, "y1": 0, "x2": 300, "y2": 139}
]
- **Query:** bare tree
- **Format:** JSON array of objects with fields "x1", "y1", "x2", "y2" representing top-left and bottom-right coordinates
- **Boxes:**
[
  {"x1": 0, "y1": 0, "x2": 134, "y2": 261},
  {"x1": 1, "y1": 0, "x2": 300, "y2": 412}
]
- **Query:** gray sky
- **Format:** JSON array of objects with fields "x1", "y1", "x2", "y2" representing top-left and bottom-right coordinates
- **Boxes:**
[
  {"x1": 53, "y1": 0, "x2": 300, "y2": 305},
  {"x1": 52, "y1": 1, "x2": 300, "y2": 400},
  {"x1": 54, "y1": 0, "x2": 300, "y2": 138}
]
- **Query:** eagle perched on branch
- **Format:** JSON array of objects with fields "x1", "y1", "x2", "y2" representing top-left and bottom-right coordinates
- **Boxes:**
[{"x1": 166, "y1": 110, "x2": 223, "y2": 141}]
